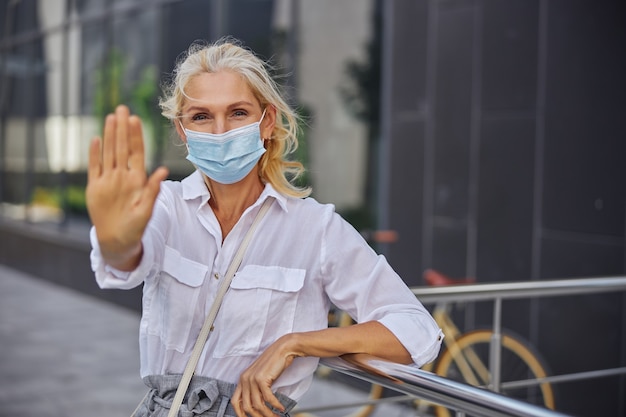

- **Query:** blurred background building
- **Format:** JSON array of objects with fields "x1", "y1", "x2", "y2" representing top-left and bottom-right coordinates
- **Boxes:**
[{"x1": 0, "y1": 0, "x2": 624, "y2": 415}]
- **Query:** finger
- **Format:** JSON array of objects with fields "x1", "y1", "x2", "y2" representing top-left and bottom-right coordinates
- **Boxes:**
[
  {"x1": 149, "y1": 167, "x2": 170, "y2": 185},
  {"x1": 239, "y1": 380, "x2": 263, "y2": 417},
  {"x1": 128, "y1": 115, "x2": 145, "y2": 172},
  {"x1": 231, "y1": 387, "x2": 245, "y2": 417},
  {"x1": 252, "y1": 384, "x2": 283, "y2": 417},
  {"x1": 115, "y1": 105, "x2": 130, "y2": 169},
  {"x1": 87, "y1": 137, "x2": 102, "y2": 182},
  {"x1": 259, "y1": 386, "x2": 285, "y2": 414},
  {"x1": 102, "y1": 114, "x2": 116, "y2": 170},
  {"x1": 250, "y1": 388, "x2": 274, "y2": 417},
  {"x1": 140, "y1": 167, "x2": 168, "y2": 208},
  {"x1": 242, "y1": 376, "x2": 276, "y2": 417}
]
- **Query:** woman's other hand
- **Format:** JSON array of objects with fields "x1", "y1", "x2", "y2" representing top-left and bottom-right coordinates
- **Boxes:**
[
  {"x1": 86, "y1": 105, "x2": 169, "y2": 271},
  {"x1": 231, "y1": 335, "x2": 298, "y2": 417}
]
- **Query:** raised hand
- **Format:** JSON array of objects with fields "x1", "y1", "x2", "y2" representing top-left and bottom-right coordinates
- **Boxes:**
[{"x1": 86, "y1": 105, "x2": 169, "y2": 271}]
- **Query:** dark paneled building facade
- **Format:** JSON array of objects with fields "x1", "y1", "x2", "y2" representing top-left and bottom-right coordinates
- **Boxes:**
[
  {"x1": 1, "y1": 0, "x2": 624, "y2": 415},
  {"x1": 379, "y1": 1, "x2": 625, "y2": 415}
]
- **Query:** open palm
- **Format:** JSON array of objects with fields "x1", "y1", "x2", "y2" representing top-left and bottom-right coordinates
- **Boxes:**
[{"x1": 86, "y1": 105, "x2": 169, "y2": 270}]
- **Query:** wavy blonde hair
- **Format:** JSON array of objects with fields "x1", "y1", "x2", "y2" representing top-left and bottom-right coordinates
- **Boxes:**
[{"x1": 159, "y1": 38, "x2": 311, "y2": 198}]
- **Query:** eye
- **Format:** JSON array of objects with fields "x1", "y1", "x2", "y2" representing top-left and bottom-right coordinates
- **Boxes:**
[
  {"x1": 191, "y1": 113, "x2": 211, "y2": 122},
  {"x1": 232, "y1": 109, "x2": 248, "y2": 118}
]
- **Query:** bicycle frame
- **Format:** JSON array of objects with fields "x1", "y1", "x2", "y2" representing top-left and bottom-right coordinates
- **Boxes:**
[{"x1": 431, "y1": 303, "x2": 491, "y2": 387}]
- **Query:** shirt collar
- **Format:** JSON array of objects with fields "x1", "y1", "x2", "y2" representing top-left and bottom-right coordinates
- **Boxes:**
[{"x1": 181, "y1": 170, "x2": 289, "y2": 213}]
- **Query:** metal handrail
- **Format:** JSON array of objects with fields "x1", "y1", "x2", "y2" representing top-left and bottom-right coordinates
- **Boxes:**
[
  {"x1": 411, "y1": 275, "x2": 626, "y2": 392},
  {"x1": 313, "y1": 355, "x2": 571, "y2": 417},
  {"x1": 410, "y1": 275, "x2": 626, "y2": 303}
]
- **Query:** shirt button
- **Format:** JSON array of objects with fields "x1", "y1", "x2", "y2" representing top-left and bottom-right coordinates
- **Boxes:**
[{"x1": 214, "y1": 273, "x2": 219, "y2": 280}]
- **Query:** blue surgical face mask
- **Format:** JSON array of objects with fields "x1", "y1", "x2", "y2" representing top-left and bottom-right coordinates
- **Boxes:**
[{"x1": 181, "y1": 110, "x2": 267, "y2": 184}]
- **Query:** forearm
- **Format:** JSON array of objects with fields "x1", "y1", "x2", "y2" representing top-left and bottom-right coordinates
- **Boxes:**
[
  {"x1": 283, "y1": 321, "x2": 413, "y2": 364},
  {"x1": 99, "y1": 238, "x2": 143, "y2": 271}
]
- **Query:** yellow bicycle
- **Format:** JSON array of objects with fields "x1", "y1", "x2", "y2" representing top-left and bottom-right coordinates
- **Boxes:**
[
  {"x1": 299, "y1": 269, "x2": 556, "y2": 417},
  {"x1": 419, "y1": 268, "x2": 556, "y2": 416}
]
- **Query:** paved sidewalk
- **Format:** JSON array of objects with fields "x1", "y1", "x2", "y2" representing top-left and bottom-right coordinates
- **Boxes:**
[
  {"x1": 0, "y1": 265, "x2": 414, "y2": 417},
  {"x1": 0, "y1": 264, "x2": 146, "y2": 417}
]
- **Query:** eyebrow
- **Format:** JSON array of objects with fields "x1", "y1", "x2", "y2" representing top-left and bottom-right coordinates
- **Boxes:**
[{"x1": 184, "y1": 101, "x2": 256, "y2": 113}]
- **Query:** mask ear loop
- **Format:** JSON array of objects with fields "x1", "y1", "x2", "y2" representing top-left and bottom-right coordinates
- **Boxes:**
[
  {"x1": 260, "y1": 108, "x2": 270, "y2": 148},
  {"x1": 177, "y1": 119, "x2": 190, "y2": 153}
]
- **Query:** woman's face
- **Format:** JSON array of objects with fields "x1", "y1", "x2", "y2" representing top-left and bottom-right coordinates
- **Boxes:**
[{"x1": 177, "y1": 70, "x2": 274, "y2": 140}]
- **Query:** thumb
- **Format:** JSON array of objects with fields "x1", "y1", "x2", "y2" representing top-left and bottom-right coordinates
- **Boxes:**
[{"x1": 142, "y1": 166, "x2": 169, "y2": 207}]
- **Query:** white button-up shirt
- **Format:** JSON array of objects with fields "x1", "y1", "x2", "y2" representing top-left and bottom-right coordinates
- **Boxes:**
[{"x1": 90, "y1": 171, "x2": 443, "y2": 401}]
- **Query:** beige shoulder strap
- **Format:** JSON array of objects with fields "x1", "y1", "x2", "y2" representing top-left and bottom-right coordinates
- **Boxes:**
[{"x1": 166, "y1": 197, "x2": 274, "y2": 417}]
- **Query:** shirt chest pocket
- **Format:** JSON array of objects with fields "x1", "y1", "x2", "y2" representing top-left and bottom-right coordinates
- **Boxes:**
[
  {"x1": 146, "y1": 246, "x2": 208, "y2": 353},
  {"x1": 213, "y1": 265, "x2": 306, "y2": 358}
]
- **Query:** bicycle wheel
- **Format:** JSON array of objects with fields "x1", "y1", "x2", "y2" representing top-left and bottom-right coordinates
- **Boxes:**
[{"x1": 434, "y1": 329, "x2": 555, "y2": 417}]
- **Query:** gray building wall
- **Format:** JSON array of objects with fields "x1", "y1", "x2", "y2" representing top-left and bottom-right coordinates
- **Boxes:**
[{"x1": 380, "y1": 1, "x2": 625, "y2": 416}]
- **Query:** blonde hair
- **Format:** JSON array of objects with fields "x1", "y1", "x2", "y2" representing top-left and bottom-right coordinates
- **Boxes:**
[{"x1": 159, "y1": 38, "x2": 311, "y2": 198}]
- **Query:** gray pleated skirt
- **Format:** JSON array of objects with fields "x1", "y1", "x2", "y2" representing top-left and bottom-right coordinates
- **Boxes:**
[{"x1": 131, "y1": 374, "x2": 297, "y2": 417}]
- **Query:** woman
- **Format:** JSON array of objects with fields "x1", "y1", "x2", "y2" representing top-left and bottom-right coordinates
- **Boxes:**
[{"x1": 87, "y1": 38, "x2": 442, "y2": 417}]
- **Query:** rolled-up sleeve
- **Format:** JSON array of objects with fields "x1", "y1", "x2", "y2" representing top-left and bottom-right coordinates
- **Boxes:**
[
  {"x1": 378, "y1": 308, "x2": 443, "y2": 366},
  {"x1": 322, "y1": 210, "x2": 443, "y2": 367}
]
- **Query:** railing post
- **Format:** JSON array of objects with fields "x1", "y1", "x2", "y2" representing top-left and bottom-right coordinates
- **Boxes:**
[{"x1": 490, "y1": 297, "x2": 503, "y2": 392}]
